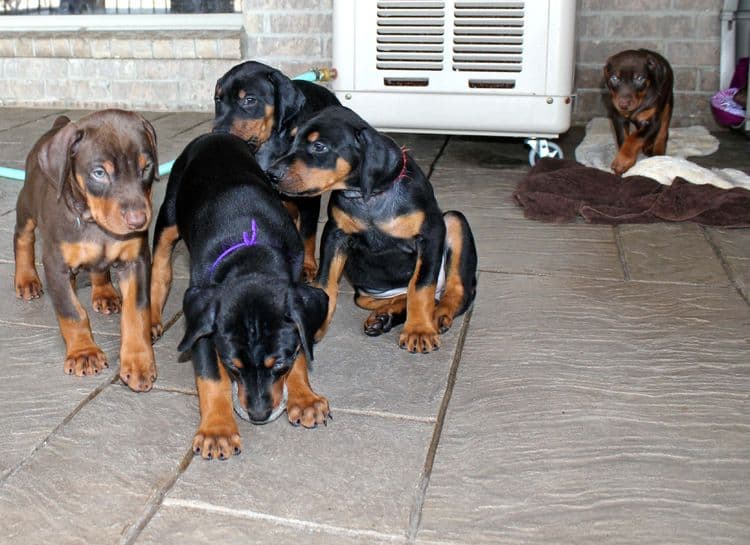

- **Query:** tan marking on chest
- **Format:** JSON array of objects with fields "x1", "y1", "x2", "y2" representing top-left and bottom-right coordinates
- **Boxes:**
[
  {"x1": 60, "y1": 238, "x2": 142, "y2": 268},
  {"x1": 376, "y1": 211, "x2": 425, "y2": 239},
  {"x1": 634, "y1": 107, "x2": 656, "y2": 123},
  {"x1": 331, "y1": 206, "x2": 366, "y2": 234}
]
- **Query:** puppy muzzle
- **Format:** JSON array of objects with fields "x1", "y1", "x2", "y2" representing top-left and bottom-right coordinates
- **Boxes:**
[{"x1": 232, "y1": 380, "x2": 288, "y2": 425}]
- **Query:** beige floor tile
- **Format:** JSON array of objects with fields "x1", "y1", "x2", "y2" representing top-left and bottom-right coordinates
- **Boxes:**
[
  {"x1": 0, "y1": 387, "x2": 197, "y2": 545},
  {"x1": 418, "y1": 272, "x2": 750, "y2": 545},
  {"x1": 137, "y1": 503, "x2": 407, "y2": 545},
  {"x1": 0, "y1": 322, "x2": 120, "y2": 478},
  {"x1": 167, "y1": 411, "x2": 433, "y2": 535},
  {"x1": 619, "y1": 223, "x2": 730, "y2": 285}
]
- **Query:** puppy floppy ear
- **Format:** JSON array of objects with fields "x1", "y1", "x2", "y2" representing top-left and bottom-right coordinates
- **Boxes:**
[
  {"x1": 287, "y1": 284, "x2": 329, "y2": 364},
  {"x1": 37, "y1": 116, "x2": 84, "y2": 200},
  {"x1": 645, "y1": 52, "x2": 667, "y2": 85},
  {"x1": 355, "y1": 127, "x2": 403, "y2": 199},
  {"x1": 267, "y1": 69, "x2": 305, "y2": 130},
  {"x1": 140, "y1": 116, "x2": 159, "y2": 174},
  {"x1": 177, "y1": 286, "x2": 219, "y2": 353}
]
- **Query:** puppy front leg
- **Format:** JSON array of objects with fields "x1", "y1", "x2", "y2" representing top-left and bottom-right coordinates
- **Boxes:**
[
  {"x1": 192, "y1": 338, "x2": 241, "y2": 460},
  {"x1": 150, "y1": 210, "x2": 180, "y2": 341},
  {"x1": 116, "y1": 250, "x2": 156, "y2": 392},
  {"x1": 611, "y1": 126, "x2": 646, "y2": 175},
  {"x1": 611, "y1": 115, "x2": 629, "y2": 149},
  {"x1": 43, "y1": 252, "x2": 107, "y2": 376},
  {"x1": 399, "y1": 222, "x2": 446, "y2": 354},
  {"x1": 313, "y1": 221, "x2": 350, "y2": 341},
  {"x1": 286, "y1": 352, "x2": 330, "y2": 428},
  {"x1": 14, "y1": 216, "x2": 43, "y2": 300}
]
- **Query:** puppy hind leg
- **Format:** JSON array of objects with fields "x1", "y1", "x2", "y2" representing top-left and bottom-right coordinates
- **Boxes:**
[
  {"x1": 91, "y1": 270, "x2": 121, "y2": 314},
  {"x1": 356, "y1": 293, "x2": 407, "y2": 336},
  {"x1": 434, "y1": 211, "x2": 478, "y2": 334}
]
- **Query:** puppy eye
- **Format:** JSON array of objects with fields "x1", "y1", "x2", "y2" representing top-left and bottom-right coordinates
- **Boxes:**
[
  {"x1": 309, "y1": 141, "x2": 329, "y2": 154},
  {"x1": 91, "y1": 167, "x2": 107, "y2": 181},
  {"x1": 214, "y1": 95, "x2": 221, "y2": 104},
  {"x1": 240, "y1": 95, "x2": 258, "y2": 107},
  {"x1": 633, "y1": 74, "x2": 646, "y2": 85},
  {"x1": 608, "y1": 75, "x2": 620, "y2": 86},
  {"x1": 272, "y1": 359, "x2": 288, "y2": 372}
]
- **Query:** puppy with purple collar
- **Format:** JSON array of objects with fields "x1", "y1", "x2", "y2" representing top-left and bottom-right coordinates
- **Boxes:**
[{"x1": 150, "y1": 132, "x2": 329, "y2": 460}]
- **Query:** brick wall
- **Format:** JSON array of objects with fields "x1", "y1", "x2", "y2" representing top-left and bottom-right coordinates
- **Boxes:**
[
  {"x1": 242, "y1": 0, "x2": 333, "y2": 78},
  {"x1": 575, "y1": 0, "x2": 723, "y2": 128},
  {"x1": 0, "y1": 0, "x2": 725, "y2": 129},
  {"x1": 0, "y1": 30, "x2": 242, "y2": 111}
]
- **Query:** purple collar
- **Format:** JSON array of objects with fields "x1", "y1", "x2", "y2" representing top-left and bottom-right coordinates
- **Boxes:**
[{"x1": 209, "y1": 219, "x2": 258, "y2": 275}]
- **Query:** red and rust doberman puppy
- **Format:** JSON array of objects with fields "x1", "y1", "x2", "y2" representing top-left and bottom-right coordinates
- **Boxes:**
[
  {"x1": 267, "y1": 106, "x2": 478, "y2": 354},
  {"x1": 604, "y1": 49, "x2": 674, "y2": 175},
  {"x1": 14, "y1": 109, "x2": 158, "y2": 392},
  {"x1": 212, "y1": 60, "x2": 340, "y2": 282},
  {"x1": 151, "y1": 132, "x2": 329, "y2": 460}
]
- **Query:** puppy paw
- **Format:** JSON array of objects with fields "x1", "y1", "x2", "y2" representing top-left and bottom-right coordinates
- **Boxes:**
[
  {"x1": 610, "y1": 153, "x2": 635, "y2": 176},
  {"x1": 364, "y1": 312, "x2": 395, "y2": 336},
  {"x1": 399, "y1": 325, "x2": 441, "y2": 353},
  {"x1": 151, "y1": 322, "x2": 164, "y2": 343},
  {"x1": 435, "y1": 312, "x2": 454, "y2": 334},
  {"x1": 91, "y1": 287, "x2": 121, "y2": 315},
  {"x1": 119, "y1": 352, "x2": 157, "y2": 392},
  {"x1": 192, "y1": 424, "x2": 241, "y2": 461},
  {"x1": 15, "y1": 274, "x2": 43, "y2": 300},
  {"x1": 287, "y1": 391, "x2": 330, "y2": 428},
  {"x1": 302, "y1": 260, "x2": 318, "y2": 283},
  {"x1": 64, "y1": 346, "x2": 108, "y2": 376}
]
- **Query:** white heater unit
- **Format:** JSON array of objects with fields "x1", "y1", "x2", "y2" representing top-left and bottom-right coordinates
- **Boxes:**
[{"x1": 332, "y1": 0, "x2": 576, "y2": 142}]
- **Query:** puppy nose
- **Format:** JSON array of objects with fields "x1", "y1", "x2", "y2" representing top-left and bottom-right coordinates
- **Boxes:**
[
  {"x1": 617, "y1": 97, "x2": 633, "y2": 109},
  {"x1": 266, "y1": 165, "x2": 285, "y2": 185},
  {"x1": 248, "y1": 407, "x2": 273, "y2": 423},
  {"x1": 123, "y1": 209, "x2": 147, "y2": 230}
]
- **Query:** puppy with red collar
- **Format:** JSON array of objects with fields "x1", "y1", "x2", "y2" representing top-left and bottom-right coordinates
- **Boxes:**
[
  {"x1": 268, "y1": 106, "x2": 478, "y2": 354},
  {"x1": 604, "y1": 49, "x2": 674, "y2": 175}
]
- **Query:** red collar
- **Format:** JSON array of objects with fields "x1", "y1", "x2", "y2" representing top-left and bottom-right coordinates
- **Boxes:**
[{"x1": 394, "y1": 147, "x2": 409, "y2": 184}]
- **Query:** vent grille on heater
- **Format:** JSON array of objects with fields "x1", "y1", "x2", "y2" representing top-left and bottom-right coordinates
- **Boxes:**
[
  {"x1": 376, "y1": 1, "x2": 446, "y2": 71},
  {"x1": 452, "y1": 1, "x2": 524, "y2": 73}
]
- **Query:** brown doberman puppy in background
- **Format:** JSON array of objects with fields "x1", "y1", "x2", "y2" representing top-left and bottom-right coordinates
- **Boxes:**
[
  {"x1": 14, "y1": 109, "x2": 159, "y2": 392},
  {"x1": 604, "y1": 49, "x2": 674, "y2": 175}
]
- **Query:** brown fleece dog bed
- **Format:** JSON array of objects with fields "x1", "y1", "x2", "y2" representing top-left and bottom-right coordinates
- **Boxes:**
[{"x1": 512, "y1": 158, "x2": 750, "y2": 227}]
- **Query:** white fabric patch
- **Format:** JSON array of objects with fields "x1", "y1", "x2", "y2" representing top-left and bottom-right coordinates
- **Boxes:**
[
  {"x1": 360, "y1": 250, "x2": 447, "y2": 300},
  {"x1": 574, "y1": 117, "x2": 720, "y2": 173},
  {"x1": 624, "y1": 156, "x2": 750, "y2": 191}
]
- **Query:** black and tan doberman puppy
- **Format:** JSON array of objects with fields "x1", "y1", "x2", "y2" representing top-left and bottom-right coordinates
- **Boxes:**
[
  {"x1": 267, "y1": 106, "x2": 478, "y2": 354},
  {"x1": 213, "y1": 60, "x2": 341, "y2": 281},
  {"x1": 604, "y1": 48, "x2": 674, "y2": 175},
  {"x1": 14, "y1": 109, "x2": 158, "y2": 391},
  {"x1": 150, "y1": 132, "x2": 329, "y2": 460}
]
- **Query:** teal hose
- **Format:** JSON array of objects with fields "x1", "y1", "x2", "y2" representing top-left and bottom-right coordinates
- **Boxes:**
[
  {"x1": 0, "y1": 166, "x2": 25, "y2": 181},
  {"x1": 0, "y1": 67, "x2": 337, "y2": 181}
]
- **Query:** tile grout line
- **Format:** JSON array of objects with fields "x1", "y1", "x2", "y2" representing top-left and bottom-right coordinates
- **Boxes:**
[
  {"x1": 425, "y1": 135, "x2": 451, "y2": 180},
  {"x1": 701, "y1": 226, "x2": 750, "y2": 307},
  {"x1": 612, "y1": 225, "x2": 632, "y2": 281},
  {"x1": 119, "y1": 447, "x2": 196, "y2": 545},
  {"x1": 0, "y1": 374, "x2": 119, "y2": 488},
  {"x1": 406, "y1": 300, "x2": 475, "y2": 544},
  {"x1": 160, "y1": 498, "x2": 409, "y2": 543}
]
